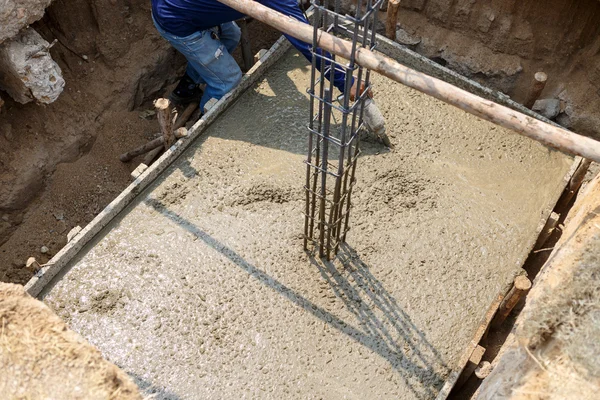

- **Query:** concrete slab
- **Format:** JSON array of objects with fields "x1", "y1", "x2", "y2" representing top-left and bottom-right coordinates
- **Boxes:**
[{"x1": 41, "y1": 49, "x2": 574, "y2": 399}]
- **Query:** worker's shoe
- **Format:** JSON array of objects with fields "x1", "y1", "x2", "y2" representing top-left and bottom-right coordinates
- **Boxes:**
[{"x1": 169, "y1": 73, "x2": 202, "y2": 105}]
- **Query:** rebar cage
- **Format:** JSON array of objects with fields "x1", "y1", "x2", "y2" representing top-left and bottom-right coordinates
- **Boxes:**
[{"x1": 303, "y1": 0, "x2": 383, "y2": 260}]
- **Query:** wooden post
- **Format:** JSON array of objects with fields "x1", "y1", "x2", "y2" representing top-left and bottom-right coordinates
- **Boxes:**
[
  {"x1": 555, "y1": 158, "x2": 592, "y2": 212},
  {"x1": 455, "y1": 344, "x2": 486, "y2": 389},
  {"x1": 174, "y1": 102, "x2": 199, "y2": 130},
  {"x1": 119, "y1": 128, "x2": 187, "y2": 162},
  {"x1": 26, "y1": 257, "x2": 41, "y2": 272},
  {"x1": 155, "y1": 98, "x2": 174, "y2": 150},
  {"x1": 524, "y1": 72, "x2": 548, "y2": 109},
  {"x1": 238, "y1": 18, "x2": 254, "y2": 72},
  {"x1": 492, "y1": 276, "x2": 532, "y2": 328},
  {"x1": 214, "y1": 0, "x2": 600, "y2": 163},
  {"x1": 386, "y1": 0, "x2": 401, "y2": 40}
]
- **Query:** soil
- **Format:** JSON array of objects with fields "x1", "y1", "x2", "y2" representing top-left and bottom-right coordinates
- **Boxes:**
[
  {"x1": 41, "y1": 48, "x2": 573, "y2": 399},
  {"x1": 380, "y1": 0, "x2": 600, "y2": 139},
  {"x1": 0, "y1": 0, "x2": 281, "y2": 284},
  {"x1": 0, "y1": 282, "x2": 142, "y2": 399}
]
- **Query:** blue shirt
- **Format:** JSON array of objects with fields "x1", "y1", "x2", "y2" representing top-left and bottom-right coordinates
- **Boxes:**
[{"x1": 151, "y1": 0, "x2": 348, "y2": 92}]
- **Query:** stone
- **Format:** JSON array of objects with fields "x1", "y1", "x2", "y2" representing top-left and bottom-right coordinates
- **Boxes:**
[
  {"x1": 532, "y1": 98, "x2": 561, "y2": 120},
  {"x1": 26, "y1": 256, "x2": 41, "y2": 271},
  {"x1": 0, "y1": 0, "x2": 53, "y2": 44},
  {"x1": 2, "y1": 123, "x2": 13, "y2": 141},
  {"x1": 67, "y1": 226, "x2": 82, "y2": 242},
  {"x1": 0, "y1": 28, "x2": 65, "y2": 104},
  {"x1": 40, "y1": 245, "x2": 49, "y2": 254},
  {"x1": 395, "y1": 28, "x2": 421, "y2": 46}
]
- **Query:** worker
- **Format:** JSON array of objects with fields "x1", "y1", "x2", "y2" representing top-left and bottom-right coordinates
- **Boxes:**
[{"x1": 151, "y1": 0, "x2": 370, "y2": 109}]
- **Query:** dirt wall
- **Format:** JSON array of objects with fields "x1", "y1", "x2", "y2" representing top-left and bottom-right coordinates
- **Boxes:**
[
  {"x1": 386, "y1": 0, "x2": 600, "y2": 138},
  {"x1": 0, "y1": 282, "x2": 142, "y2": 399}
]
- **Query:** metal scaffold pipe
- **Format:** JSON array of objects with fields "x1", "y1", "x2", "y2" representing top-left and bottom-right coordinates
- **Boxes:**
[{"x1": 216, "y1": 0, "x2": 600, "y2": 163}]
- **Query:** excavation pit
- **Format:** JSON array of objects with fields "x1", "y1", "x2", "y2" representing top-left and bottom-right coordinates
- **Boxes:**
[{"x1": 35, "y1": 38, "x2": 575, "y2": 399}]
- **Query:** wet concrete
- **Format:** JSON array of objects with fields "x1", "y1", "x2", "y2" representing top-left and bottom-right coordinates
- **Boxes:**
[{"x1": 42, "y1": 49, "x2": 573, "y2": 399}]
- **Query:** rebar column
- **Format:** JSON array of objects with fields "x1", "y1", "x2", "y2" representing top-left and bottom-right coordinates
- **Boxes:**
[{"x1": 303, "y1": 0, "x2": 382, "y2": 259}]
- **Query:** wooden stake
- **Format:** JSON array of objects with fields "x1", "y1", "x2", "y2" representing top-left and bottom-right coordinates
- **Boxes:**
[
  {"x1": 119, "y1": 128, "x2": 187, "y2": 162},
  {"x1": 555, "y1": 158, "x2": 592, "y2": 212},
  {"x1": 455, "y1": 345, "x2": 486, "y2": 389},
  {"x1": 215, "y1": 0, "x2": 600, "y2": 163},
  {"x1": 492, "y1": 276, "x2": 532, "y2": 328},
  {"x1": 174, "y1": 102, "x2": 199, "y2": 130},
  {"x1": 524, "y1": 72, "x2": 548, "y2": 109},
  {"x1": 385, "y1": 0, "x2": 401, "y2": 40},
  {"x1": 143, "y1": 147, "x2": 163, "y2": 166},
  {"x1": 155, "y1": 98, "x2": 174, "y2": 150},
  {"x1": 26, "y1": 257, "x2": 41, "y2": 272},
  {"x1": 238, "y1": 18, "x2": 254, "y2": 72}
]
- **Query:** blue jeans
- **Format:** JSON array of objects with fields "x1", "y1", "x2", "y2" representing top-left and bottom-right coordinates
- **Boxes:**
[{"x1": 153, "y1": 16, "x2": 242, "y2": 110}]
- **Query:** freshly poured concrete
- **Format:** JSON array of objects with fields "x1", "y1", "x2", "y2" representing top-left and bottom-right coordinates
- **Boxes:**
[{"x1": 42, "y1": 49, "x2": 573, "y2": 399}]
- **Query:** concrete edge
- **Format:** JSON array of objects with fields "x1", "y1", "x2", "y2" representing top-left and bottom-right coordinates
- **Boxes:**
[{"x1": 24, "y1": 35, "x2": 292, "y2": 298}]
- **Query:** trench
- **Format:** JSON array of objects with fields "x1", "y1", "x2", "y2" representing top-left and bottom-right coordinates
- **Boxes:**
[
  {"x1": 36, "y1": 42, "x2": 574, "y2": 399},
  {"x1": 1, "y1": 1, "x2": 597, "y2": 398}
]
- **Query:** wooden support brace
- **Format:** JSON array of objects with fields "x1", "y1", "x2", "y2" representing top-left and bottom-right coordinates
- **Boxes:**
[
  {"x1": 119, "y1": 128, "x2": 187, "y2": 162},
  {"x1": 555, "y1": 158, "x2": 592, "y2": 212},
  {"x1": 238, "y1": 18, "x2": 254, "y2": 72},
  {"x1": 143, "y1": 147, "x2": 163, "y2": 166},
  {"x1": 455, "y1": 344, "x2": 486, "y2": 390},
  {"x1": 534, "y1": 211, "x2": 560, "y2": 250},
  {"x1": 385, "y1": 0, "x2": 401, "y2": 40},
  {"x1": 155, "y1": 98, "x2": 174, "y2": 150},
  {"x1": 525, "y1": 72, "x2": 548, "y2": 109},
  {"x1": 492, "y1": 276, "x2": 532, "y2": 329},
  {"x1": 175, "y1": 102, "x2": 199, "y2": 130}
]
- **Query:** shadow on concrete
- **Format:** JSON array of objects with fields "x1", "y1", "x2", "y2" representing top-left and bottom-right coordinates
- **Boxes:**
[
  {"x1": 129, "y1": 373, "x2": 183, "y2": 400},
  {"x1": 310, "y1": 244, "x2": 449, "y2": 399},
  {"x1": 146, "y1": 198, "x2": 448, "y2": 399}
]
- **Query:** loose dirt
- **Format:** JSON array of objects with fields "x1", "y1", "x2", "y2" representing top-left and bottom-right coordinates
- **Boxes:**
[
  {"x1": 0, "y1": 0, "x2": 280, "y2": 284},
  {"x1": 42, "y1": 49, "x2": 573, "y2": 399},
  {"x1": 0, "y1": 282, "x2": 142, "y2": 399}
]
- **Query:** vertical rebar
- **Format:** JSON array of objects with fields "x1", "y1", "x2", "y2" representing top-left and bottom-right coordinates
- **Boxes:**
[{"x1": 304, "y1": 0, "x2": 381, "y2": 259}]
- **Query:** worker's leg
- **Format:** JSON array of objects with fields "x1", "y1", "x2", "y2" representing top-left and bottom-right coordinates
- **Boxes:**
[
  {"x1": 152, "y1": 16, "x2": 241, "y2": 108},
  {"x1": 218, "y1": 22, "x2": 241, "y2": 55},
  {"x1": 182, "y1": 30, "x2": 242, "y2": 110}
]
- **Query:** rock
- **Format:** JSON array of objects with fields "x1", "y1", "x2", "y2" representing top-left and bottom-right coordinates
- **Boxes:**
[
  {"x1": 40, "y1": 246, "x2": 49, "y2": 254},
  {"x1": 67, "y1": 226, "x2": 82, "y2": 242},
  {"x1": 1, "y1": 215, "x2": 9, "y2": 222},
  {"x1": 0, "y1": 28, "x2": 65, "y2": 104},
  {"x1": 2, "y1": 123, "x2": 13, "y2": 141},
  {"x1": 0, "y1": 0, "x2": 53, "y2": 44},
  {"x1": 395, "y1": 28, "x2": 421, "y2": 47},
  {"x1": 532, "y1": 98, "x2": 561, "y2": 120},
  {"x1": 26, "y1": 256, "x2": 41, "y2": 271}
]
